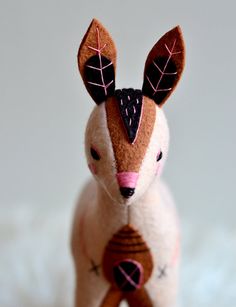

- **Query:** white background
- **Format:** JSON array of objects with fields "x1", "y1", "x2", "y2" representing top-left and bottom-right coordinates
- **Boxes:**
[{"x1": 1, "y1": 0, "x2": 235, "y2": 225}]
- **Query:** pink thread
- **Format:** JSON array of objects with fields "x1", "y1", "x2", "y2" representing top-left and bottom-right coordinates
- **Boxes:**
[
  {"x1": 153, "y1": 60, "x2": 177, "y2": 75},
  {"x1": 118, "y1": 265, "x2": 140, "y2": 289},
  {"x1": 132, "y1": 96, "x2": 144, "y2": 144},
  {"x1": 145, "y1": 39, "x2": 182, "y2": 96},
  {"x1": 157, "y1": 88, "x2": 172, "y2": 92},
  {"x1": 165, "y1": 43, "x2": 182, "y2": 55},
  {"x1": 86, "y1": 62, "x2": 112, "y2": 71},
  {"x1": 114, "y1": 259, "x2": 143, "y2": 290},
  {"x1": 87, "y1": 80, "x2": 113, "y2": 89},
  {"x1": 102, "y1": 62, "x2": 113, "y2": 69},
  {"x1": 87, "y1": 27, "x2": 114, "y2": 96},
  {"x1": 116, "y1": 172, "x2": 139, "y2": 188}
]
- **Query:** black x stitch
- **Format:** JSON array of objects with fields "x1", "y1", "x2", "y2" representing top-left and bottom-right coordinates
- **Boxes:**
[
  {"x1": 157, "y1": 265, "x2": 167, "y2": 279},
  {"x1": 89, "y1": 259, "x2": 100, "y2": 276}
]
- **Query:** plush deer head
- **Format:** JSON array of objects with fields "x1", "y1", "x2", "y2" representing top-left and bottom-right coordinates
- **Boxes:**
[{"x1": 78, "y1": 19, "x2": 185, "y2": 205}]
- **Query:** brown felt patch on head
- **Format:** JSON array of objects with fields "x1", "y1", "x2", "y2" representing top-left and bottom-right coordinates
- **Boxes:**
[
  {"x1": 105, "y1": 95, "x2": 156, "y2": 173},
  {"x1": 142, "y1": 26, "x2": 185, "y2": 107}
]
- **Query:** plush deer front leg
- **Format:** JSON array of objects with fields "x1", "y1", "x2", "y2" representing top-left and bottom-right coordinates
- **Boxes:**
[
  {"x1": 100, "y1": 288, "x2": 122, "y2": 307},
  {"x1": 101, "y1": 287, "x2": 153, "y2": 307}
]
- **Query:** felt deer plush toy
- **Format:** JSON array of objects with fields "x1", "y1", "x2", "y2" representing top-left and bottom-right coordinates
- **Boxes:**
[{"x1": 71, "y1": 19, "x2": 185, "y2": 307}]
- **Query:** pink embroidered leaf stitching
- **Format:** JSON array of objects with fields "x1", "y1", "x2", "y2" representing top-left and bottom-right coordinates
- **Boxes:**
[
  {"x1": 145, "y1": 39, "x2": 182, "y2": 97},
  {"x1": 86, "y1": 27, "x2": 114, "y2": 96}
]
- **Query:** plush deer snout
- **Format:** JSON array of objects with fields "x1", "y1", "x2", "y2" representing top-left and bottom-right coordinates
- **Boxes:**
[{"x1": 116, "y1": 172, "x2": 138, "y2": 198}]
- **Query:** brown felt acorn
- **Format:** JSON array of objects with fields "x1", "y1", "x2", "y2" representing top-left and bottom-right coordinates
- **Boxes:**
[
  {"x1": 101, "y1": 225, "x2": 153, "y2": 306},
  {"x1": 103, "y1": 225, "x2": 153, "y2": 287},
  {"x1": 71, "y1": 18, "x2": 185, "y2": 307}
]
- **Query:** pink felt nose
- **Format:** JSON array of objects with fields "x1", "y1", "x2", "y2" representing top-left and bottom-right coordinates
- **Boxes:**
[{"x1": 116, "y1": 172, "x2": 139, "y2": 188}]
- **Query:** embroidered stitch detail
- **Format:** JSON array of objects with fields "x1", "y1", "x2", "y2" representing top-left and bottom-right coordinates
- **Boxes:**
[
  {"x1": 115, "y1": 89, "x2": 143, "y2": 144},
  {"x1": 157, "y1": 265, "x2": 167, "y2": 279},
  {"x1": 142, "y1": 34, "x2": 184, "y2": 106},
  {"x1": 113, "y1": 259, "x2": 143, "y2": 291},
  {"x1": 145, "y1": 40, "x2": 181, "y2": 97},
  {"x1": 89, "y1": 259, "x2": 101, "y2": 276},
  {"x1": 85, "y1": 27, "x2": 115, "y2": 104}
]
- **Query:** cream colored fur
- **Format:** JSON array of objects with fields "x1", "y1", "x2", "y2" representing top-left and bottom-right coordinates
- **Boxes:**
[{"x1": 71, "y1": 102, "x2": 180, "y2": 306}]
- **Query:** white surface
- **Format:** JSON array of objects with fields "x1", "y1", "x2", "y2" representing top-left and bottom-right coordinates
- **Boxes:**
[{"x1": 0, "y1": 204, "x2": 235, "y2": 307}]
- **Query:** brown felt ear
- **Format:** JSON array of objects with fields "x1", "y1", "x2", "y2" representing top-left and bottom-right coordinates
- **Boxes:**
[
  {"x1": 142, "y1": 26, "x2": 185, "y2": 107},
  {"x1": 78, "y1": 19, "x2": 117, "y2": 104}
]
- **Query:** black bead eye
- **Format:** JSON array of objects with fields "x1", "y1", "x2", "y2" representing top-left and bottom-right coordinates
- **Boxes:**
[
  {"x1": 156, "y1": 150, "x2": 163, "y2": 162},
  {"x1": 90, "y1": 147, "x2": 100, "y2": 161}
]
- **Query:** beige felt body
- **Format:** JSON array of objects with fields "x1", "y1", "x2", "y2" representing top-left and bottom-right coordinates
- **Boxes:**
[
  {"x1": 72, "y1": 18, "x2": 185, "y2": 307},
  {"x1": 71, "y1": 104, "x2": 180, "y2": 307}
]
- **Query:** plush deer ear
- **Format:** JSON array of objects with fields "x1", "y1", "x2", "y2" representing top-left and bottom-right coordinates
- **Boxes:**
[
  {"x1": 142, "y1": 26, "x2": 185, "y2": 106},
  {"x1": 78, "y1": 19, "x2": 117, "y2": 104}
]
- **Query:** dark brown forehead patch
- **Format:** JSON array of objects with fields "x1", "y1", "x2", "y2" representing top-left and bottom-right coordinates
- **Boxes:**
[
  {"x1": 115, "y1": 89, "x2": 143, "y2": 144},
  {"x1": 106, "y1": 95, "x2": 156, "y2": 173}
]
